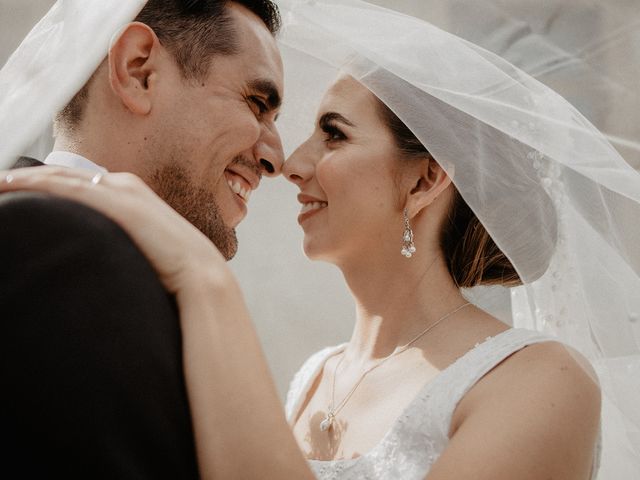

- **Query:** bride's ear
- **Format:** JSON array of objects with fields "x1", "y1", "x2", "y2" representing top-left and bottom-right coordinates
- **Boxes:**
[
  {"x1": 404, "y1": 157, "x2": 454, "y2": 217},
  {"x1": 107, "y1": 22, "x2": 160, "y2": 116}
]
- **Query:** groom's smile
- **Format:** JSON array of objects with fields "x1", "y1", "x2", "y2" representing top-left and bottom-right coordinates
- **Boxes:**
[{"x1": 224, "y1": 160, "x2": 262, "y2": 206}]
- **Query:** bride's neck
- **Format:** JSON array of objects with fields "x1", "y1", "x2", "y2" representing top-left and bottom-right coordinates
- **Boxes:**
[{"x1": 340, "y1": 251, "x2": 465, "y2": 364}]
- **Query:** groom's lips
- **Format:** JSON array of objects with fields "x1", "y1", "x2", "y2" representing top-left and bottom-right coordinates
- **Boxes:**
[
  {"x1": 224, "y1": 167, "x2": 260, "y2": 204},
  {"x1": 225, "y1": 166, "x2": 260, "y2": 191}
]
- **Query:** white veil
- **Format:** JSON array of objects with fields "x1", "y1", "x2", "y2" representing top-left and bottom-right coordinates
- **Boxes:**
[
  {"x1": 0, "y1": 0, "x2": 147, "y2": 168},
  {"x1": 274, "y1": 0, "x2": 639, "y2": 478},
  {"x1": 375, "y1": 0, "x2": 640, "y2": 170}
]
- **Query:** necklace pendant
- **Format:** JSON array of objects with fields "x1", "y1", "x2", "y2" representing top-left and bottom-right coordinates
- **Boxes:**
[{"x1": 320, "y1": 412, "x2": 334, "y2": 432}]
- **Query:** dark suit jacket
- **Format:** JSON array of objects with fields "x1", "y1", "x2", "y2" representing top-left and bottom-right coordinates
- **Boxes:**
[
  {"x1": 0, "y1": 158, "x2": 199, "y2": 478},
  {"x1": 12, "y1": 156, "x2": 42, "y2": 169}
]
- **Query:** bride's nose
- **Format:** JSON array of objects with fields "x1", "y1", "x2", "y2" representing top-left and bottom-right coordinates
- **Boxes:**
[{"x1": 283, "y1": 142, "x2": 315, "y2": 186}]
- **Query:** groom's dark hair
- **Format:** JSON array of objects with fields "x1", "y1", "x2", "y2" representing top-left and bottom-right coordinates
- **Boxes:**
[
  {"x1": 136, "y1": 0, "x2": 281, "y2": 80},
  {"x1": 57, "y1": 0, "x2": 280, "y2": 130}
]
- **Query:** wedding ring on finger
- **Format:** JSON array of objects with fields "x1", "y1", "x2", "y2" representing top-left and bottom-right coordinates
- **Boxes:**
[
  {"x1": 91, "y1": 172, "x2": 104, "y2": 186},
  {"x1": 4, "y1": 174, "x2": 13, "y2": 184}
]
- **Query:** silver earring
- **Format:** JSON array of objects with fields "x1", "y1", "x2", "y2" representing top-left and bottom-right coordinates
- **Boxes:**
[{"x1": 401, "y1": 208, "x2": 416, "y2": 258}]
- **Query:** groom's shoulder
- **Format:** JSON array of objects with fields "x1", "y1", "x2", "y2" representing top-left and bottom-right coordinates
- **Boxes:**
[
  {"x1": 0, "y1": 191, "x2": 159, "y2": 298},
  {"x1": 0, "y1": 191, "x2": 132, "y2": 253}
]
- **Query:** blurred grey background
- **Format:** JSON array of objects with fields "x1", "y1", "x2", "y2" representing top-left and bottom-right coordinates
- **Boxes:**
[{"x1": 2, "y1": 0, "x2": 638, "y2": 398}]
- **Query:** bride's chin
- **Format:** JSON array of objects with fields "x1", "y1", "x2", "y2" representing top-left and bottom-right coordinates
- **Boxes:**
[
  {"x1": 302, "y1": 239, "x2": 331, "y2": 262},
  {"x1": 302, "y1": 244, "x2": 320, "y2": 261}
]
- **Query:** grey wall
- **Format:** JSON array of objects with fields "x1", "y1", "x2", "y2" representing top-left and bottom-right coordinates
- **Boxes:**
[{"x1": 0, "y1": 1, "x2": 54, "y2": 62}]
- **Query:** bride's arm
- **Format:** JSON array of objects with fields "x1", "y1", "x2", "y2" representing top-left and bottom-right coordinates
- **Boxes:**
[
  {"x1": 0, "y1": 168, "x2": 314, "y2": 479},
  {"x1": 177, "y1": 270, "x2": 314, "y2": 479}
]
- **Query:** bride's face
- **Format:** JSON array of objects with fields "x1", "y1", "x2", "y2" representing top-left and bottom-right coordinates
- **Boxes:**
[{"x1": 283, "y1": 76, "x2": 405, "y2": 264}]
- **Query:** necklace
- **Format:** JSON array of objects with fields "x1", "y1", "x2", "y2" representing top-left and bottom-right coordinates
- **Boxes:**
[{"x1": 319, "y1": 302, "x2": 472, "y2": 432}]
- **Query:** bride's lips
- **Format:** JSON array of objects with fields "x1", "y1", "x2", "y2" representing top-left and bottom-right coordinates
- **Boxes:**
[{"x1": 297, "y1": 193, "x2": 328, "y2": 224}]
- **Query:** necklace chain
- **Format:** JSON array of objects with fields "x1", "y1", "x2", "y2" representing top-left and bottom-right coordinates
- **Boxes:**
[{"x1": 319, "y1": 302, "x2": 472, "y2": 432}]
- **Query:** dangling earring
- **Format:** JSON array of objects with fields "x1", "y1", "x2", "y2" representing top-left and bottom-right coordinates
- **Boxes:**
[{"x1": 401, "y1": 208, "x2": 416, "y2": 258}]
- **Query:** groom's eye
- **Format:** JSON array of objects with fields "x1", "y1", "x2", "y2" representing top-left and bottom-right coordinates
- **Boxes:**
[{"x1": 249, "y1": 96, "x2": 268, "y2": 115}]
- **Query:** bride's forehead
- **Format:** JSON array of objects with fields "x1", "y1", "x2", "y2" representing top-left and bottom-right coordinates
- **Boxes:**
[
  {"x1": 317, "y1": 75, "x2": 378, "y2": 112},
  {"x1": 326, "y1": 74, "x2": 370, "y2": 97}
]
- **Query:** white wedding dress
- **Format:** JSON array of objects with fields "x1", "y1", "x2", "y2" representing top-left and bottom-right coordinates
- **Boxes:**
[{"x1": 285, "y1": 328, "x2": 601, "y2": 480}]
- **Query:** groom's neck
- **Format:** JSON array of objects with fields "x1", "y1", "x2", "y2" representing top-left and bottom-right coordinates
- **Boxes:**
[{"x1": 52, "y1": 128, "x2": 142, "y2": 177}]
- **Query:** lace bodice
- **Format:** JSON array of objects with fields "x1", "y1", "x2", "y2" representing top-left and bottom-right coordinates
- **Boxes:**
[{"x1": 285, "y1": 328, "x2": 600, "y2": 480}]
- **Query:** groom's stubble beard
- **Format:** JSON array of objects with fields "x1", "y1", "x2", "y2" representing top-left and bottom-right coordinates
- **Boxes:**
[{"x1": 148, "y1": 163, "x2": 239, "y2": 261}]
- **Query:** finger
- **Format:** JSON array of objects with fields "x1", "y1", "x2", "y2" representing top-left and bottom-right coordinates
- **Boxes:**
[
  {"x1": 1, "y1": 168, "x2": 103, "y2": 197},
  {"x1": 2, "y1": 166, "x2": 98, "y2": 184},
  {"x1": 2, "y1": 169, "x2": 157, "y2": 203},
  {"x1": 0, "y1": 169, "x2": 116, "y2": 213}
]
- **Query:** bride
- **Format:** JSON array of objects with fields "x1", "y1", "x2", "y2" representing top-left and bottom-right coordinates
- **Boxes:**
[
  {"x1": 1, "y1": 0, "x2": 638, "y2": 478},
  {"x1": 281, "y1": 73, "x2": 600, "y2": 479}
]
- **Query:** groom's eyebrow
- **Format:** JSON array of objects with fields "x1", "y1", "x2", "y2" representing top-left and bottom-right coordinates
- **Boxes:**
[{"x1": 248, "y1": 79, "x2": 282, "y2": 111}]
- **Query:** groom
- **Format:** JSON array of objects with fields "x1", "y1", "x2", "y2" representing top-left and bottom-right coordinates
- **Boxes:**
[{"x1": 1, "y1": 0, "x2": 283, "y2": 478}]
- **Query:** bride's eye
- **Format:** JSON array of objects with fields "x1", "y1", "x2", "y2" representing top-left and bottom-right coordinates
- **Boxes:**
[{"x1": 321, "y1": 123, "x2": 346, "y2": 143}]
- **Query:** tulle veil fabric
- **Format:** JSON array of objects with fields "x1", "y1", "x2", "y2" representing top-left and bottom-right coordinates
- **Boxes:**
[
  {"x1": 1, "y1": 1, "x2": 638, "y2": 478},
  {"x1": 0, "y1": 0, "x2": 147, "y2": 167}
]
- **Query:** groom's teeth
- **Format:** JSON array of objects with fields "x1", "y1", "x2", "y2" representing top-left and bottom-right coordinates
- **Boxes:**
[{"x1": 227, "y1": 179, "x2": 251, "y2": 202}]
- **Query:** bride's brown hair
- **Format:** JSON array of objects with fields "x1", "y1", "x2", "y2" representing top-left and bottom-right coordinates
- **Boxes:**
[{"x1": 376, "y1": 100, "x2": 522, "y2": 288}]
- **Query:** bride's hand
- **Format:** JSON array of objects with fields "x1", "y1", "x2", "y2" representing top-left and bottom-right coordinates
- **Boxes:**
[{"x1": 0, "y1": 167, "x2": 229, "y2": 294}]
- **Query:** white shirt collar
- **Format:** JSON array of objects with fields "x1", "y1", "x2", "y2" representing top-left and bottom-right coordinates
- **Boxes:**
[{"x1": 44, "y1": 151, "x2": 108, "y2": 173}]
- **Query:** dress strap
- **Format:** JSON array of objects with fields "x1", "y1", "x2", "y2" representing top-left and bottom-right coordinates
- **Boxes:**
[
  {"x1": 285, "y1": 343, "x2": 346, "y2": 423},
  {"x1": 430, "y1": 328, "x2": 556, "y2": 439}
]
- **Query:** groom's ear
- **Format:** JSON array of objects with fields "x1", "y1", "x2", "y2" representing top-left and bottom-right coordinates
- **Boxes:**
[{"x1": 107, "y1": 22, "x2": 161, "y2": 116}]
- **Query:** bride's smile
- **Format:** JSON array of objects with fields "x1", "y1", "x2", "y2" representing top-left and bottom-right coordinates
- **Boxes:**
[{"x1": 297, "y1": 193, "x2": 328, "y2": 223}]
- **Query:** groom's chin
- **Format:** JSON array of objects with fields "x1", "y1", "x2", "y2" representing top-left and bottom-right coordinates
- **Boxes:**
[
  {"x1": 214, "y1": 228, "x2": 238, "y2": 261},
  {"x1": 187, "y1": 214, "x2": 238, "y2": 261},
  {"x1": 180, "y1": 212, "x2": 238, "y2": 261},
  {"x1": 147, "y1": 164, "x2": 238, "y2": 261}
]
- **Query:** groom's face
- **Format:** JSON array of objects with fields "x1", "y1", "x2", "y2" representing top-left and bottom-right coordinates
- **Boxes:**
[{"x1": 148, "y1": 3, "x2": 284, "y2": 260}]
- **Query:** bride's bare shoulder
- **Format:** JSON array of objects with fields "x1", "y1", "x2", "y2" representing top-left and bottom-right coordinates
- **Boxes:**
[
  {"x1": 466, "y1": 340, "x2": 600, "y2": 415},
  {"x1": 437, "y1": 341, "x2": 601, "y2": 480}
]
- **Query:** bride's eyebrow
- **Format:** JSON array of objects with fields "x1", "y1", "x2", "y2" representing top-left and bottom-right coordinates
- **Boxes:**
[{"x1": 318, "y1": 112, "x2": 355, "y2": 128}]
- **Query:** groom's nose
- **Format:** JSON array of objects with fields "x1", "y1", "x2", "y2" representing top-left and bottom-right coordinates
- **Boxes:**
[{"x1": 254, "y1": 121, "x2": 284, "y2": 177}]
